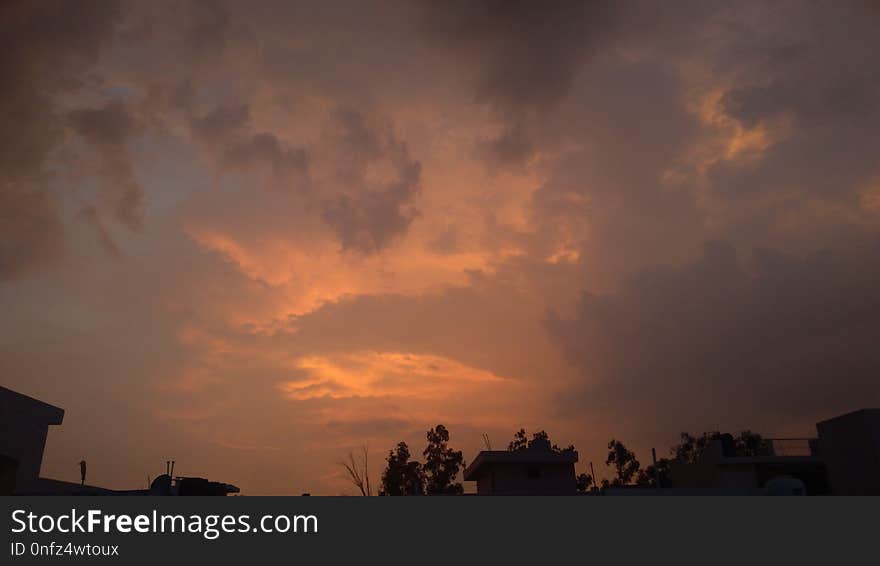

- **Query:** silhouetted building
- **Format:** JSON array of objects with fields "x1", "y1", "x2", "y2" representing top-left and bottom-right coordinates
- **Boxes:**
[
  {"x1": 0, "y1": 453, "x2": 18, "y2": 496},
  {"x1": 464, "y1": 439, "x2": 578, "y2": 495},
  {"x1": 0, "y1": 386, "x2": 64, "y2": 493},
  {"x1": 659, "y1": 409, "x2": 880, "y2": 495},
  {"x1": 666, "y1": 435, "x2": 827, "y2": 495},
  {"x1": 817, "y1": 409, "x2": 880, "y2": 495},
  {"x1": 15, "y1": 478, "x2": 118, "y2": 496},
  {"x1": 1, "y1": 386, "x2": 239, "y2": 496}
]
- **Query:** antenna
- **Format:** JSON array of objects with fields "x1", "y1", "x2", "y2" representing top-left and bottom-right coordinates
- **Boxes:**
[
  {"x1": 170, "y1": 460, "x2": 175, "y2": 477},
  {"x1": 589, "y1": 461, "x2": 597, "y2": 489},
  {"x1": 165, "y1": 461, "x2": 170, "y2": 475},
  {"x1": 481, "y1": 433, "x2": 492, "y2": 451}
]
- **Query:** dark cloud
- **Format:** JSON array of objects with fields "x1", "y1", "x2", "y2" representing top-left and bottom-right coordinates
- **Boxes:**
[
  {"x1": 321, "y1": 177, "x2": 420, "y2": 254},
  {"x1": 420, "y1": 0, "x2": 620, "y2": 171},
  {"x1": 683, "y1": 3, "x2": 880, "y2": 253},
  {"x1": 511, "y1": 1, "x2": 880, "y2": 286},
  {"x1": 477, "y1": 121, "x2": 534, "y2": 172},
  {"x1": 327, "y1": 109, "x2": 391, "y2": 176},
  {"x1": 224, "y1": 132, "x2": 309, "y2": 182},
  {"x1": 68, "y1": 99, "x2": 145, "y2": 231},
  {"x1": 720, "y1": 7, "x2": 880, "y2": 123},
  {"x1": 547, "y1": 242, "x2": 880, "y2": 435},
  {"x1": 0, "y1": 0, "x2": 124, "y2": 278},
  {"x1": 717, "y1": 3, "x2": 880, "y2": 127},
  {"x1": 320, "y1": 110, "x2": 421, "y2": 254},
  {"x1": 186, "y1": 0, "x2": 231, "y2": 55},
  {"x1": 183, "y1": 100, "x2": 309, "y2": 188},
  {"x1": 420, "y1": 0, "x2": 619, "y2": 113},
  {"x1": 190, "y1": 104, "x2": 250, "y2": 141},
  {"x1": 523, "y1": 56, "x2": 704, "y2": 286}
]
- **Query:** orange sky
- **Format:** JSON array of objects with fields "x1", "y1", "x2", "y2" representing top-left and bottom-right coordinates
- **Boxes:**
[{"x1": 2, "y1": 0, "x2": 880, "y2": 494}]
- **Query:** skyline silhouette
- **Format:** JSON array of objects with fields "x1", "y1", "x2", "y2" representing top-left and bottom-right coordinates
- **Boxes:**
[{"x1": 3, "y1": 385, "x2": 877, "y2": 495}]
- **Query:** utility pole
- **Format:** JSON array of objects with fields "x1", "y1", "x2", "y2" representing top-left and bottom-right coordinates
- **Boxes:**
[{"x1": 652, "y1": 448, "x2": 661, "y2": 489}]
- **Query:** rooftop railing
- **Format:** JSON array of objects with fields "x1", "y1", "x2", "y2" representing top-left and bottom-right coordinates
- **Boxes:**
[{"x1": 766, "y1": 438, "x2": 819, "y2": 457}]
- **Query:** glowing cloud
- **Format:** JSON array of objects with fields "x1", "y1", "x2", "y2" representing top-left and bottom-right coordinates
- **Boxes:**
[{"x1": 281, "y1": 351, "x2": 507, "y2": 401}]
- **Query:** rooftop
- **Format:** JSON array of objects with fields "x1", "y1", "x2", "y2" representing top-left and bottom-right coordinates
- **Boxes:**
[
  {"x1": 0, "y1": 385, "x2": 64, "y2": 425},
  {"x1": 817, "y1": 408, "x2": 880, "y2": 426},
  {"x1": 464, "y1": 449, "x2": 578, "y2": 481}
]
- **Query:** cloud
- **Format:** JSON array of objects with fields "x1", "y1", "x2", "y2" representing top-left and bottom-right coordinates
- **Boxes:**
[
  {"x1": 185, "y1": 105, "x2": 420, "y2": 256},
  {"x1": 477, "y1": 121, "x2": 535, "y2": 171},
  {"x1": 224, "y1": 132, "x2": 309, "y2": 182},
  {"x1": 547, "y1": 242, "x2": 880, "y2": 436},
  {"x1": 319, "y1": 109, "x2": 422, "y2": 254},
  {"x1": 418, "y1": 0, "x2": 622, "y2": 171},
  {"x1": 716, "y1": 3, "x2": 880, "y2": 128},
  {"x1": 5, "y1": 0, "x2": 880, "y2": 495},
  {"x1": 190, "y1": 104, "x2": 250, "y2": 141},
  {"x1": 321, "y1": 186, "x2": 419, "y2": 254},
  {"x1": 659, "y1": 2, "x2": 880, "y2": 253},
  {"x1": 280, "y1": 351, "x2": 506, "y2": 400},
  {"x1": 0, "y1": 0, "x2": 124, "y2": 278},
  {"x1": 68, "y1": 99, "x2": 145, "y2": 231},
  {"x1": 419, "y1": 0, "x2": 619, "y2": 113},
  {"x1": 185, "y1": 0, "x2": 232, "y2": 55}
]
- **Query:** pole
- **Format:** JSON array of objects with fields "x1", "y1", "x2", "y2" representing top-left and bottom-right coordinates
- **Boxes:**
[{"x1": 652, "y1": 447, "x2": 661, "y2": 489}]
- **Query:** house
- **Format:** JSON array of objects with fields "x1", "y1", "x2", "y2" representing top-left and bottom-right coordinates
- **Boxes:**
[
  {"x1": 658, "y1": 408, "x2": 880, "y2": 495},
  {"x1": 464, "y1": 438, "x2": 578, "y2": 495},
  {"x1": 0, "y1": 385, "x2": 65, "y2": 494},
  {"x1": 666, "y1": 435, "x2": 827, "y2": 495},
  {"x1": 816, "y1": 409, "x2": 880, "y2": 495}
]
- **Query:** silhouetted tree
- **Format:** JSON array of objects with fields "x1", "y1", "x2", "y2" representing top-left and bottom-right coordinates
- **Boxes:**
[
  {"x1": 606, "y1": 439, "x2": 640, "y2": 486},
  {"x1": 339, "y1": 445, "x2": 372, "y2": 496},
  {"x1": 507, "y1": 429, "x2": 575, "y2": 454},
  {"x1": 671, "y1": 432, "x2": 707, "y2": 463},
  {"x1": 671, "y1": 430, "x2": 770, "y2": 462},
  {"x1": 734, "y1": 430, "x2": 770, "y2": 456},
  {"x1": 380, "y1": 442, "x2": 425, "y2": 496},
  {"x1": 508, "y1": 429, "x2": 529, "y2": 451},
  {"x1": 423, "y1": 424, "x2": 465, "y2": 495},
  {"x1": 636, "y1": 458, "x2": 671, "y2": 487},
  {"x1": 576, "y1": 472, "x2": 594, "y2": 492}
]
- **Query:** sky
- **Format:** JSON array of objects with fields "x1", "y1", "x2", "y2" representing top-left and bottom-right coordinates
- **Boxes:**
[{"x1": 2, "y1": 0, "x2": 880, "y2": 495}]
